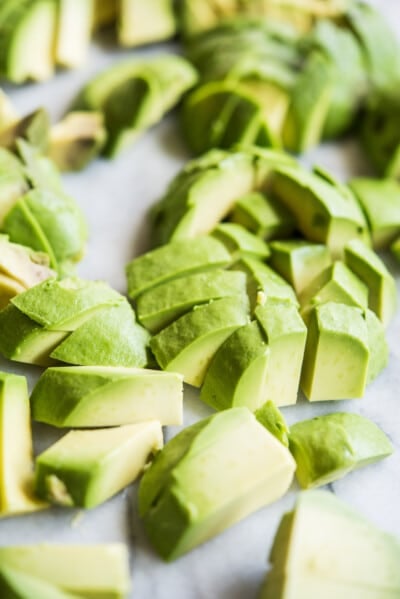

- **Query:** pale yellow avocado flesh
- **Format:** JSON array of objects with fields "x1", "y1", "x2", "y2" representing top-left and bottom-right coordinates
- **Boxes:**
[
  {"x1": 119, "y1": 0, "x2": 176, "y2": 46},
  {"x1": 56, "y1": 0, "x2": 94, "y2": 68}
]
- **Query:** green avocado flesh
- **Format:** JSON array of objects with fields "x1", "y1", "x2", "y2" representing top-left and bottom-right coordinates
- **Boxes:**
[
  {"x1": 0, "y1": 565, "x2": 81, "y2": 599},
  {"x1": 230, "y1": 191, "x2": 295, "y2": 241}
]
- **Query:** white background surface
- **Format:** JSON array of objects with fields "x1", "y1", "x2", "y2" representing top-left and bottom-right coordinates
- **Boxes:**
[{"x1": 1, "y1": 2, "x2": 400, "y2": 597}]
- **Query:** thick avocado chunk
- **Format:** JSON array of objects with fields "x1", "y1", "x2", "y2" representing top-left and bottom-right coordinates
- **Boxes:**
[
  {"x1": 55, "y1": 0, "x2": 94, "y2": 69},
  {"x1": 50, "y1": 301, "x2": 149, "y2": 368},
  {"x1": 126, "y1": 236, "x2": 231, "y2": 299},
  {"x1": 211, "y1": 223, "x2": 270, "y2": 259},
  {"x1": 150, "y1": 297, "x2": 249, "y2": 387},
  {"x1": 271, "y1": 165, "x2": 369, "y2": 257},
  {"x1": 255, "y1": 400, "x2": 290, "y2": 447},
  {"x1": 255, "y1": 299, "x2": 307, "y2": 406},
  {"x1": 0, "y1": 372, "x2": 45, "y2": 516},
  {"x1": 344, "y1": 239, "x2": 397, "y2": 327},
  {"x1": 139, "y1": 407, "x2": 295, "y2": 560},
  {"x1": 269, "y1": 240, "x2": 331, "y2": 294},
  {"x1": 0, "y1": 108, "x2": 49, "y2": 154},
  {"x1": 301, "y1": 302, "x2": 370, "y2": 401},
  {"x1": 364, "y1": 308, "x2": 388, "y2": 384},
  {"x1": 349, "y1": 178, "x2": 400, "y2": 249},
  {"x1": 289, "y1": 413, "x2": 393, "y2": 489},
  {"x1": 136, "y1": 269, "x2": 247, "y2": 333},
  {"x1": 118, "y1": 0, "x2": 176, "y2": 47},
  {"x1": 31, "y1": 366, "x2": 183, "y2": 427},
  {"x1": 261, "y1": 490, "x2": 400, "y2": 598},
  {"x1": 0, "y1": 565, "x2": 81, "y2": 599},
  {"x1": 230, "y1": 191, "x2": 295, "y2": 240},
  {"x1": 0, "y1": 544, "x2": 130, "y2": 599},
  {"x1": 35, "y1": 421, "x2": 163, "y2": 509}
]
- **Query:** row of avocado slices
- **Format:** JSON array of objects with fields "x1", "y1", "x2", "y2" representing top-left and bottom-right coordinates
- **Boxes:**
[{"x1": 0, "y1": 0, "x2": 352, "y2": 83}]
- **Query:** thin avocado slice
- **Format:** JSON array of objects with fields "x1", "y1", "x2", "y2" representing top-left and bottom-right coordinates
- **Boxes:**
[{"x1": 229, "y1": 191, "x2": 296, "y2": 240}]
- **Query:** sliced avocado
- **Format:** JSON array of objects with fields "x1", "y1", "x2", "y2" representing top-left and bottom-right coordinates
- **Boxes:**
[
  {"x1": 229, "y1": 191, "x2": 296, "y2": 240},
  {"x1": 255, "y1": 400, "x2": 290, "y2": 447},
  {"x1": 301, "y1": 302, "x2": 369, "y2": 401},
  {"x1": 271, "y1": 164, "x2": 370, "y2": 257},
  {"x1": 269, "y1": 240, "x2": 331, "y2": 295},
  {"x1": 50, "y1": 301, "x2": 149, "y2": 367},
  {"x1": 344, "y1": 239, "x2": 397, "y2": 327},
  {"x1": 35, "y1": 421, "x2": 163, "y2": 509},
  {"x1": 139, "y1": 407, "x2": 295, "y2": 560},
  {"x1": 150, "y1": 297, "x2": 249, "y2": 387},
  {"x1": 31, "y1": 366, "x2": 183, "y2": 427},
  {"x1": 0, "y1": 372, "x2": 46, "y2": 516},
  {"x1": 349, "y1": 177, "x2": 400, "y2": 249},
  {"x1": 126, "y1": 236, "x2": 231, "y2": 299},
  {"x1": 0, "y1": 108, "x2": 49, "y2": 154},
  {"x1": 0, "y1": 89, "x2": 18, "y2": 132},
  {"x1": 118, "y1": 0, "x2": 176, "y2": 47},
  {"x1": 136, "y1": 269, "x2": 247, "y2": 334},
  {"x1": 49, "y1": 112, "x2": 106, "y2": 172},
  {"x1": 255, "y1": 299, "x2": 307, "y2": 406},
  {"x1": 16, "y1": 139, "x2": 63, "y2": 194},
  {"x1": 55, "y1": 0, "x2": 94, "y2": 69},
  {"x1": 0, "y1": 544, "x2": 130, "y2": 599},
  {"x1": 211, "y1": 223, "x2": 270, "y2": 259},
  {"x1": 289, "y1": 413, "x2": 393, "y2": 489},
  {"x1": 0, "y1": 565, "x2": 81, "y2": 599}
]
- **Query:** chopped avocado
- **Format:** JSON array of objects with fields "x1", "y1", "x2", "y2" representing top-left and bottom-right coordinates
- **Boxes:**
[
  {"x1": 49, "y1": 112, "x2": 106, "y2": 172},
  {"x1": 301, "y1": 302, "x2": 369, "y2": 401},
  {"x1": 269, "y1": 240, "x2": 331, "y2": 295},
  {"x1": 0, "y1": 108, "x2": 49, "y2": 154},
  {"x1": 0, "y1": 148, "x2": 29, "y2": 227},
  {"x1": 150, "y1": 297, "x2": 249, "y2": 387},
  {"x1": 344, "y1": 239, "x2": 397, "y2": 327},
  {"x1": 289, "y1": 413, "x2": 393, "y2": 489},
  {"x1": 50, "y1": 301, "x2": 150, "y2": 367},
  {"x1": 0, "y1": 273, "x2": 25, "y2": 310},
  {"x1": 271, "y1": 165, "x2": 370, "y2": 257},
  {"x1": 136, "y1": 269, "x2": 247, "y2": 334},
  {"x1": 179, "y1": 0, "x2": 237, "y2": 37},
  {"x1": 0, "y1": 544, "x2": 130, "y2": 599},
  {"x1": 31, "y1": 366, "x2": 183, "y2": 427},
  {"x1": 261, "y1": 490, "x2": 400, "y2": 597},
  {"x1": 211, "y1": 223, "x2": 270, "y2": 259},
  {"x1": 0, "y1": 372, "x2": 46, "y2": 516},
  {"x1": 126, "y1": 236, "x2": 231, "y2": 299},
  {"x1": 0, "y1": 565, "x2": 81, "y2": 599},
  {"x1": 139, "y1": 407, "x2": 296, "y2": 560},
  {"x1": 35, "y1": 421, "x2": 163, "y2": 508},
  {"x1": 0, "y1": 89, "x2": 18, "y2": 132},
  {"x1": 255, "y1": 400, "x2": 290, "y2": 447},
  {"x1": 16, "y1": 139, "x2": 63, "y2": 194},
  {"x1": 55, "y1": 0, "x2": 94, "y2": 69},
  {"x1": 118, "y1": 0, "x2": 176, "y2": 47},
  {"x1": 255, "y1": 299, "x2": 307, "y2": 406},
  {"x1": 364, "y1": 308, "x2": 388, "y2": 384},
  {"x1": 349, "y1": 178, "x2": 400, "y2": 249},
  {"x1": 230, "y1": 191, "x2": 296, "y2": 240}
]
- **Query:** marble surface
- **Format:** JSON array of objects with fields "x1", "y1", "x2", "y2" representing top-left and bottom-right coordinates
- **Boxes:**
[{"x1": 1, "y1": 2, "x2": 400, "y2": 597}]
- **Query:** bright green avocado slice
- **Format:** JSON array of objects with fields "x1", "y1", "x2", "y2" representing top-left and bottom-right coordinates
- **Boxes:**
[
  {"x1": 0, "y1": 565, "x2": 82, "y2": 599},
  {"x1": 289, "y1": 412, "x2": 393, "y2": 489},
  {"x1": 230, "y1": 191, "x2": 295, "y2": 240},
  {"x1": 211, "y1": 223, "x2": 270, "y2": 259}
]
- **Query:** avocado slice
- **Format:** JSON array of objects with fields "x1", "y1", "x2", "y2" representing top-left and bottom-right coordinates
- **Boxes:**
[
  {"x1": 271, "y1": 164, "x2": 370, "y2": 257},
  {"x1": 49, "y1": 112, "x2": 107, "y2": 172},
  {"x1": 0, "y1": 108, "x2": 49, "y2": 154},
  {"x1": 269, "y1": 240, "x2": 331, "y2": 295},
  {"x1": 349, "y1": 177, "x2": 400, "y2": 249},
  {"x1": 0, "y1": 89, "x2": 18, "y2": 132},
  {"x1": 0, "y1": 372, "x2": 46, "y2": 516},
  {"x1": 261, "y1": 490, "x2": 400, "y2": 598},
  {"x1": 31, "y1": 366, "x2": 183, "y2": 427},
  {"x1": 136, "y1": 269, "x2": 247, "y2": 334},
  {"x1": 344, "y1": 239, "x2": 397, "y2": 327},
  {"x1": 0, "y1": 544, "x2": 130, "y2": 599},
  {"x1": 230, "y1": 191, "x2": 296, "y2": 240},
  {"x1": 35, "y1": 421, "x2": 163, "y2": 509},
  {"x1": 289, "y1": 412, "x2": 393, "y2": 489},
  {"x1": 55, "y1": 0, "x2": 94, "y2": 69},
  {"x1": 118, "y1": 0, "x2": 176, "y2": 47},
  {"x1": 139, "y1": 407, "x2": 295, "y2": 560},
  {"x1": 255, "y1": 400, "x2": 290, "y2": 447},
  {"x1": 301, "y1": 302, "x2": 369, "y2": 401},
  {"x1": 150, "y1": 296, "x2": 249, "y2": 386},
  {"x1": 364, "y1": 308, "x2": 388, "y2": 384},
  {"x1": 211, "y1": 223, "x2": 270, "y2": 259},
  {"x1": 0, "y1": 565, "x2": 82, "y2": 599},
  {"x1": 126, "y1": 235, "x2": 231, "y2": 299}
]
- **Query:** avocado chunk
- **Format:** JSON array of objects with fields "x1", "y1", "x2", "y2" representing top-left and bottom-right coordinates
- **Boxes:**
[
  {"x1": 49, "y1": 112, "x2": 107, "y2": 172},
  {"x1": 55, "y1": 0, "x2": 94, "y2": 68},
  {"x1": 31, "y1": 366, "x2": 183, "y2": 427},
  {"x1": 0, "y1": 1, "x2": 56, "y2": 83},
  {"x1": 0, "y1": 372, "x2": 46, "y2": 516},
  {"x1": 269, "y1": 240, "x2": 331, "y2": 295},
  {"x1": 136, "y1": 269, "x2": 247, "y2": 333},
  {"x1": 0, "y1": 544, "x2": 130, "y2": 599},
  {"x1": 0, "y1": 273, "x2": 25, "y2": 310},
  {"x1": 344, "y1": 239, "x2": 397, "y2": 327},
  {"x1": 255, "y1": 400, "x2": 290, "y2": 447},
  {"x1": 364, "y1": 308, "x2": 388, "y2": 384},
  {"x1": 118, "y1": 0, "x2": 176, "y2": 47},
  {"x1": 0, "y1": 108, "x2": 49, "y2": 154},
  {"x1": 150, "y1": 297, "x2": 249, "y2": 387},
  {"x1": 211, "y1": 223, "x2": 270, "y2": 259},
  {"x1": 16, "y1": 139, "x2": 63, "y2": 194},
  {"x1": 261, "y1": 490, "x2": 400, "y2": 598},
  {"x1": 0, "y1": 565, "x2": 81, "y2": 599},
  {"x1": 301, "y1": 302, "x2": 370, "y2": 401},
  {"x1": 139, "y1": 407, "x2": 295, "y2": 560},
  {"x1": 0, "y1": 147, "x2": 29, "y2": 226},
  {"x1": 271, "y1": 165, "x2": 370, "y2": 257},
  {"x1": 349, "y1": 177, "x2": 400, "y2": 249},
  {"x1": 126, "y1": 236, "x2": 231, "y2": 299},
  {"x1": 289, "y1": 413, "x2": 393, "y2": 489},
  {"x1": 0, "y1": 89, "x2": 18, "y2": 132},
  {"x1": 230, "y1": 191, "x2": 296, "y2": 240},
  {"x1": 35, "y1": 421, "x2": 163, "y2": 509}
]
